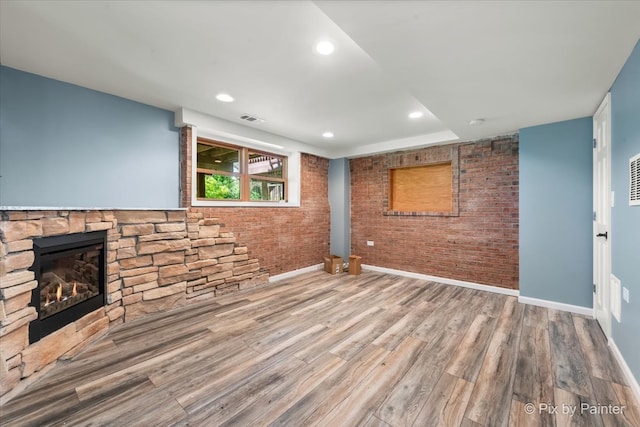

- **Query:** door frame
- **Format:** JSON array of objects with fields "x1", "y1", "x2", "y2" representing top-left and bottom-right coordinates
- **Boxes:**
[{"x1": 593, "y1": 92, "x2": 612, "y2": 338}]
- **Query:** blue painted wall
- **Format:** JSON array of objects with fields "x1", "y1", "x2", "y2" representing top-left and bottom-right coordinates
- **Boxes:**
[
  {"x1": 0, "y1": 66, "x2": 179, "y2": 208},
  {"x1": 610, "y1": 40, "x2": 640, "y2": 382},
  {"x1": 519, "y1": 118, "x2": 593, "y2": 307},
  {"x1": 328, "y1": 158, "x2": 351, "y2": 260}
]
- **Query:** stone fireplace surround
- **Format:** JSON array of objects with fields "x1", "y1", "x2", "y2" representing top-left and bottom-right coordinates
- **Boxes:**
[{"x1": 0, "y1": 209, "x2": 268, "y2": 397}]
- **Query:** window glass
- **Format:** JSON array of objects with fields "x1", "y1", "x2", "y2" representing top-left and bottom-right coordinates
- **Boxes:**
[
  {"x1": 250, "y1": 179, "x2": 284, "y2": 201},
  {"x1": 197, "y1": 143, "x2": 240, "y2": 173},
  {"x1": 198, "y1": 173, "x2": 241, "y2": 200},
  {"x1": 248, "y1": 152, "x2": 283, "y2": 178}
]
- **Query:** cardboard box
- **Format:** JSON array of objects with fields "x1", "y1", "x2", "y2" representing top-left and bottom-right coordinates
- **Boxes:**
[
  {"x1": 324, "y1": 255, "x2": 343, "y2": 274},
  {"x1": 348, "y1": 255, "x2": 362, "y2": 275}
]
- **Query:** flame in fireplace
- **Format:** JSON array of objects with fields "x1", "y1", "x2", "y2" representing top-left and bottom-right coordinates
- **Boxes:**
[
  {"x1": 56, "y1": 283, "x2": 62, "y2": 302},
  {"x1": 72, "y1": 282, "x2": 77, "y2": 297},
  {"x1": 45, "y1": 293, "x2": 50, "y2": 306}
]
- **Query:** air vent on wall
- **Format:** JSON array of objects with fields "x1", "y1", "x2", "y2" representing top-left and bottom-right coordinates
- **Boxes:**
[
  {"x1": 240, "y1": 114, "x2": 265, "y2": 124},
  {"x1": 631, "y1": 153, "x2": 640, "y2": 206}
]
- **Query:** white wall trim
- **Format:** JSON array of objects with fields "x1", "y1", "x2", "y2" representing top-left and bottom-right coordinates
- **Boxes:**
[
  {"x1": 270, "y1": 264, "x2": 599, "y2": 319},
  {"x1": 518, "y1": 296, "x2": 593, "y2": 316},
  {"x1": 176, "y1": 108, "x2": 461, "y2": 160},
  {"x1": 269, "y1": 263, "x2": 323, "y2": 283},
  {"x1": 362, "y1": 264, "x2": 519, "y2": 296},
  {"x1": 176, "y1": 107, "x2": 330, "y2": 158},
  {"x1": 334, "y1": 130, "x2": 459, "y2": 159},
  {"x1": 609, "y1": 338, "x2": 640, "y2": 406}
]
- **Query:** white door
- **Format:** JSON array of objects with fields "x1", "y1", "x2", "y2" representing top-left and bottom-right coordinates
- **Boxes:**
[{"x1": 593, "y1": 93, "x2": 612, "y2": 338}]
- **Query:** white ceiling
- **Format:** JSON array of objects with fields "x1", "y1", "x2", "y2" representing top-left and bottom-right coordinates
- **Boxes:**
[{"x1": 1, "y1": 0, "x2": 639, "y2": 158}]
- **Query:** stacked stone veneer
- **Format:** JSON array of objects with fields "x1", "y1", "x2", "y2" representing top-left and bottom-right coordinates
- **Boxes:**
[{"x1": 0, "y1": 209, "x2": 268, "y2": 396}]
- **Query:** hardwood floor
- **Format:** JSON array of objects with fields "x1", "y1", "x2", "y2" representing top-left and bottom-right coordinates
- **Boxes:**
[{"x1": 2, "y1": 271, "x2": 638, "y2": 426}]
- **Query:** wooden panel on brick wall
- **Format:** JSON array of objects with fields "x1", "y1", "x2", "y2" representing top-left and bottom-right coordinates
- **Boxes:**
[{"x1": 389, "y1": 163, "x2": 452, "y2": 212}]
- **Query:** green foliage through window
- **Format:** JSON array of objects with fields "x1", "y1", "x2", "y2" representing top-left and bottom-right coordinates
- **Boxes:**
[{"x1": 204, "y1": 174, "x2": 240, "y2": 199}]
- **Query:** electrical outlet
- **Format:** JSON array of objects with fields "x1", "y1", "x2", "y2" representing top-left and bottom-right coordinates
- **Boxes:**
[
  {"x1": 623, "y1": 287, "x2": 630, "y2": 303},
  {"x1": 366, "y1": 240, "x2": 374, "y2": 246}
]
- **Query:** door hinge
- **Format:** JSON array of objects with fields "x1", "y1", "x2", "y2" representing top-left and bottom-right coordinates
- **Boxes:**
[
  {"x1": 593, "y1": 211, "x2": 597, "y2": 221},
  {"x1": 593, "y1": 138, "x2": 597, "y2": 149},
  {"x1": 593, "y1": 283, "x2": 597, "y2": 293}
]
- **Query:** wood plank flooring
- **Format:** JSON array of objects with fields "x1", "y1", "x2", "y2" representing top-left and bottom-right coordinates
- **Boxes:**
[{"x1": 1, "y1": 271, "x2": 638, "y2": 426}]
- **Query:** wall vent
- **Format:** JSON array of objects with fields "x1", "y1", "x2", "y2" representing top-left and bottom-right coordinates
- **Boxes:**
[
  {"x1": 240, "y1": 114, "x2": 265, "y2": 124},
  {"x1": 631, "y1": 153, "x2": 640, "y2": 206}
]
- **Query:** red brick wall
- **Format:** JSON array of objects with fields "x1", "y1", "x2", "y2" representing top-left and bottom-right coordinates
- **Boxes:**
[
  {"x1": 350, "y1": 135, "x2": 519, "y2": 289},
  {"x1": 179, "y1": 127, "x2": 192, "y2": 208},
  {"x1": 181, "y1": 127, "x2": 330, "y2": 276}
]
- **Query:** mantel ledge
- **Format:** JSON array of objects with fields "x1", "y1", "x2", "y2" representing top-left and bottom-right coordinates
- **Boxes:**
[{"x1": 0, "y1": 206, "x2": 187, "y2": 211}]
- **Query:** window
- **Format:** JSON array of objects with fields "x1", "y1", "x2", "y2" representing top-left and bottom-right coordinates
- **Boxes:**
[
  {"x1": 389, "y1": 162, "x2": 452, "y2": 213},
  {"x1": 196, "y1": 139, "x2": 287, "y2": 202}
]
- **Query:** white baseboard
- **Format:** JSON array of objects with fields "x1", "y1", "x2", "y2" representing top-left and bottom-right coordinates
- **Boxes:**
[
  {"x1": 271, "y1": 264, "x2": 596, "y2": 319},
  {"x1": 517, "y1": 296, "x2": 593, "y2": 316},
  {"x1": 609, "y1": 338, "x2": 640, "y2": 406},
  {"x1": 361, "y1": 264, "x2": 519, "y2": 297},
  {"x1": 269, "y1": 263, "x2": 323, "y2": 283}
]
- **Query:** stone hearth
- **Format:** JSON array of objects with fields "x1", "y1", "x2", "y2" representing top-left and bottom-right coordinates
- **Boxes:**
[{"x1": 0, "y1": 209, "x2": 268, "y2": 397}]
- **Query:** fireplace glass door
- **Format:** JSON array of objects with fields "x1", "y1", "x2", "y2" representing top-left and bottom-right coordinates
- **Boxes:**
[
  {"x1": 30, "y1": 231, "x2": 107, "y2": 343},
  {"x1": 38, "y1": 246, "x2": 101, "y2": 319}
]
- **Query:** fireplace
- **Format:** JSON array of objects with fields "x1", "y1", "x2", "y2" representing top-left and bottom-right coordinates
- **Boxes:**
[{"x1": 29, "y1": 231, "x2": 107, "y2": 343}]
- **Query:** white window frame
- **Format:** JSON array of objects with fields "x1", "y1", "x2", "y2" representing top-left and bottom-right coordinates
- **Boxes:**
[{"x1": 190, "y1": 127, "x2": 301, "y2": 207}]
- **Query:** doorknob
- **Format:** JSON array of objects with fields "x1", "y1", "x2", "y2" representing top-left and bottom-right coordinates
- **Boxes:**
[{"x1": 596, "y1": 232, "x2": 608, "y2": 239}]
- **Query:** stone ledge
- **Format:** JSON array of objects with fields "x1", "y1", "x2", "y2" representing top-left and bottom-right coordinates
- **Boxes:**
[{"x1": 1, "y1": 207, "x2": 187, "y2": 211}]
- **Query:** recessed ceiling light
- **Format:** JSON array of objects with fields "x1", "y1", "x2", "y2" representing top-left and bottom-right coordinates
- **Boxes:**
[
  {"x1": 316, "y1": 40, "x2": 335, "y2": 55},
  {"x1": 215, "y1": 93, "x2": 234, "y2": 103},
  {"x1": 408, "y1": 111, "x2": 424, "y2": 119},
  {"x1": 214, "y1": 159, "x2": 222, "y2": 163},
  {"x1": 322, "y1": 131, "x2": 334, "y2": 138},
  {"x1": 469, "y1": 118, "x2": 485, "y2": 126}
]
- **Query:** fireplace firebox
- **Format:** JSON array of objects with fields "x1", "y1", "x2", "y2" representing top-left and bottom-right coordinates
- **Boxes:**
[{"x1": 29, "y1": 231, "x2": 107, "y2": 343}]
